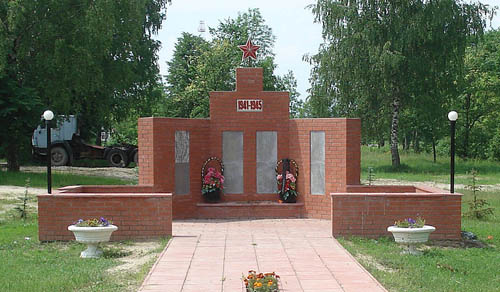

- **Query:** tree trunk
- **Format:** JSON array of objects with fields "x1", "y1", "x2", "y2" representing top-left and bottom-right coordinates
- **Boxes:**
[
  {"x1": 390, "y1": 94, "x2": 401, "y2": 168},
  {"x1": 413, "y1": 130, "x2": 420, "y2": 153},
  {"x1": 432, "y1": 137, "x2": 437, "y2": 163},
  {"x1": 6, "y1": 141, "x2": 20, "y2": 172},
  {"x1": 379, "y1": 137, "x2": 385, "y2": 148},
  {"x1": 6, "y1": 40, "x2": 21, "y2": 172}
]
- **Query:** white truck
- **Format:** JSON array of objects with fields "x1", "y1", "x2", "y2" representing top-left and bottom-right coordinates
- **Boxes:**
[{"x1": 32, "y1": 116, "x2": 138, "y2": 167}]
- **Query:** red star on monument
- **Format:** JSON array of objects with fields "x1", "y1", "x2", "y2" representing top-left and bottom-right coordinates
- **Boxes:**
[{"x1": 238, "y1": 39, "x2": 260, "y2": 61}]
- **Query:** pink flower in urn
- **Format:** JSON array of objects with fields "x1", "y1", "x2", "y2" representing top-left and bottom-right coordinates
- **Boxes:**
[{"x1": 202, "y1": 166, "x2": 225, "y2": 194}]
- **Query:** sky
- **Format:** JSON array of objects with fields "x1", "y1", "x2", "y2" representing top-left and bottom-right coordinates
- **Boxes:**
[{"x1": 155, "y1": 0, "x2": 500, "y2": 100}]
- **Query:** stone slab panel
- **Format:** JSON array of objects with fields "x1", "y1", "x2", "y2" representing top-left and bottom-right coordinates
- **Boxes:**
[
  {"x1": 175, "y1": 163, "x2": 190, "y2": 195},
  {"x1": 223, "y1": 131, "x2": 243, "y2": 194},
  {"x1": 311, "y1": 131, "x2": 325, "y2": 195},
  {"x1": 256, "y1": 131, "x2": 277, "y2": 193},
  {"x1": 175, "y1": 131, "x2": 190, "y2": 195},
  {"x1": 175, "y1": 131, "x2": 189, "y2": 163}
]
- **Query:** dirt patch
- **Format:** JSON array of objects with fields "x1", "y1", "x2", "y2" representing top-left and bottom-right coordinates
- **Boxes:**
[
  {"x1": 0, "y1": 186, "x2": 46, "y2": 198},
  {"x1": 0, "y1": 186, "x2": 43, "y2": 216},
  {"x1": 107, "y1": 240, "x2": 164, "y2": 274},
  {"x1": 20, "y1": 166, "x2": 138, "y2": 181},
  {"x1": 357, "y1": 253, "x2": 396, "y2": 273}
]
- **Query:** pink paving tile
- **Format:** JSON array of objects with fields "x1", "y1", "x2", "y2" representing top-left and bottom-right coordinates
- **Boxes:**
[
  {"x1": 342, "y1": 284, "x2": 387, "y2": 292},
  {"x1": 139, "y1": 219, "x2": 387, "y2": 292},
  {"x1": 303, "y1": 289, "x2": 343, "y2": 292},
  {"x1": 140, "y1": 284, "x2": 182, "y2": 292},
  {"x1": 181, "y1": 284, "x2": 222, "y2": 292},
  {"x1": 295, "y1": 271, "x2": 336, "y2": 280},
  {"x1": 223, "y1": 280, "x2": 245, "y2": 292},
  {"x1": 280, "y1": 275, "x2": 303, "y2": 291},
  {"x1": 300, "y1": 279, "x2": 343, "y2": 290}
]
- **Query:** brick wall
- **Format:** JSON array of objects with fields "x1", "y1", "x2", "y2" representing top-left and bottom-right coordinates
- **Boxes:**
[
  {"x1": 289, "y1": 118, "x2": 361, "y2": 220},
  {"x1": 331, "y1": 186, "x2": 462, "y2": 239},
  {"x1": 38, "y1": 186, "x2": 172, "y2": 241},
  {"x1": 138, "y1": 118, "x2": 154, "y2": 185}
]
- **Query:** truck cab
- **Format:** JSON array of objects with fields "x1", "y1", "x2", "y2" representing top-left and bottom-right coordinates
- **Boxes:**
[
  {"x1": 32, "y1": 116, "x2": 77, "y2": 166},
  {"x1": 32, "y1": 116, "x2": 137, "y2": 167}
]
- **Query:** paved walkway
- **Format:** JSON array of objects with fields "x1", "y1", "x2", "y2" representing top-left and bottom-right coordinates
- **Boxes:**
[{"x1": 139, "y1": 219, "x2": 387, "y2": 292}]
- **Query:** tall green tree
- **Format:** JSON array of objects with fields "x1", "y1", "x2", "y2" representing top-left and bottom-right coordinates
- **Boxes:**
[
  {"x1": 455, "y1": 29, "x2": 500, "y2": 159},
  {"x1": 308, "y1": 0, "x2": 489, "y2": 167},
  {"x1": 165, "y1": 33, "x2": 209, "y2": 100},
  {"x1": 276, "y1": 71, "x2": 302, "y2": 118},
  {"x1": 0, "y1": 0, "x2": 170, "y2": 170},
  {"x1": 163, "y1": 8, "x2": 299, "y2": 118}
]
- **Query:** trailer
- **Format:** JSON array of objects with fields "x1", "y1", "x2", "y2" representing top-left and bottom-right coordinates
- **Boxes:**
[{"x1": 32, "y1": 116, "x2": 137, "y2": 167}]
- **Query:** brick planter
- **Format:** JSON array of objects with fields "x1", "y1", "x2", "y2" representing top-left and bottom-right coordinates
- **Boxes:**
[
  {"x1": 331, "y1": 185, "x2": 462, "y2": 240},
  {"x1": 38, "y1": 185, "x2": 172, "y2": 241}
]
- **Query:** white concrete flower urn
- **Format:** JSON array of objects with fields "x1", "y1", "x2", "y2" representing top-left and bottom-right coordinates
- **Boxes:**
[
  {"x1": 387, "y1": 225, "x2": 435, "y2": 255},
  {"x1": 68, "y1": 225, "x2": 118, "y2": 258}
]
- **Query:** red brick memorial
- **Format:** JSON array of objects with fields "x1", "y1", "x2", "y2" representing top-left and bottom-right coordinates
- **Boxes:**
[
  {"x1": 38, "y1": 63, "x2": 462, "y2": 241},
  {"x1": 137, "y1": 66, "x2": 362, "y2": 220}
]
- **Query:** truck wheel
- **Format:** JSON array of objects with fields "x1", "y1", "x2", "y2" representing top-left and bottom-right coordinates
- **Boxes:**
[
  {"x1": 107, "y1": 149, "x2": 128, "y2": 167},
  {"x1": 133, "y1": 150, "x2": 138, "y2": 165},
  {"x1": 51, "y1": 146, "x2": 69, "y2": 166}
]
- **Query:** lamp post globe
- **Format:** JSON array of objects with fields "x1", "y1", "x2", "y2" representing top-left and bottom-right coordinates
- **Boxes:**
[
  {"x1": 44, "y1": 110, "x2": 54, "y2": 194},
  {"x1": 448, "y1": 111, "x2": 458, "y2": 122},
  {"x1": 43, "y1": 110, "x2": 54, "y2": 121},
  {"x1": 448, "y1": 111, "x2": 458, "y2": 193}
]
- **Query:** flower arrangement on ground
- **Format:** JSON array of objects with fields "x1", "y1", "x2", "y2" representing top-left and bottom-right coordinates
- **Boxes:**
[
  {"x1": 243, "y1": 270, "x2": 280, "y2": 292},
  {"x1": 73, "y1": 217, "x2": 113, "y2": 227},
  {"x1": 388, "y1": 216, "x2": 435, "y2": 255},
  {"x1": 277, "y1": 171, "x2": 297, "y2": 202},
  {"x1": 68, "y1": 217, "x2": 118, "y2": 258},
  {"x1": 202, "y1": 167, "x2": 225, "y2": 195},
  {"x1": 393, "y1": 216, "x2": 425, "y2": 228}
]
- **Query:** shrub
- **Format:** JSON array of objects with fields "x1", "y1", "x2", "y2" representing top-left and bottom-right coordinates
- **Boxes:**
[{"x1": 463, "y1": 169, "x2": 494, "y2": 219}]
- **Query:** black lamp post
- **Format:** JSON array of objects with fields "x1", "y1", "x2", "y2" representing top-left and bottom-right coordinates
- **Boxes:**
[
  {"x1": 43, "y1": 110, "x2": 54, "y2": 194},
  {"x1": 448, "y1": 111, "x2": 458, "y2": 193}
]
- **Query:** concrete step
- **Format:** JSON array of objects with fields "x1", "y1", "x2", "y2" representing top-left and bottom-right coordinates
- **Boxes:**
[{"x1": 195, "y1": 201, "x2": 304, "y2": 219}]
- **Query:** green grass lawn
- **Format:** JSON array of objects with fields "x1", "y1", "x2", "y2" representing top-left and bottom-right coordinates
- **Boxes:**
[
  {"x1": 0, "y1": 165, "x2": 156, "y2": 291},
  {"x1": 344, "y1": 148, "x2": 500, "y2": 291},
  {"x1": 361, "y1": 146, "x2": 500, "y2": 185},
  {"x1": 2, "y1": 149, "x2": 499, "y2": 291},
  {"x1": 339, "y1": 190, "x2": 500, "y2": 291},
  {"x1": 0, "y1": 215, "x2": 167, "y2": 292},
  {"x1": 24, "y1": 158, "x2": 137, "y2": 168},
  {"x1": 0, "y1": 171, "x2": 136, "y2": 189}
]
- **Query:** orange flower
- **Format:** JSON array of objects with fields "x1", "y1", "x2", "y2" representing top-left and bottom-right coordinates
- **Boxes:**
[
  {"x1": 247, "y1": 274, "x2": 254, "y2": 279},
  {"x1": 253, "y1": 281, "x2": 262, "y2": 288},
  {"x1": 487, "y1": 235, "x2": 493, "y2": 240},
  {"x1": 257, "y1": 273, "x2": 264, "y2": 279},
  {"x1": 267, "y1": 280, "x2": 274, "y2": 286}
]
